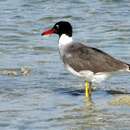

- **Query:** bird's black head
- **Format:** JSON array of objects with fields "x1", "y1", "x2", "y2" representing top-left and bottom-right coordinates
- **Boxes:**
[
  {"x1": 41, "y1": 21, "x2": 72, "y2": 37},
  {"x1": 53, "y1": 21, "x2": 72, "y2": 37}
]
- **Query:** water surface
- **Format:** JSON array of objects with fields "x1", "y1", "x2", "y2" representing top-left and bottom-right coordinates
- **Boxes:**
[{"x1": 0, "y1": 0, "x2": 130, "y2": 130}]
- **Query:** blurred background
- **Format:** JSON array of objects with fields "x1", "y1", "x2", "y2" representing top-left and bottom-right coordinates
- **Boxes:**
[{"x1": 0, "y1": 0, "x2": 130, "y2": 130}]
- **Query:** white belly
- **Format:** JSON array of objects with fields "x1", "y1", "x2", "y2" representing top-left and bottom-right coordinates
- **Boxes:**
[
  {"x1": 65, "y1": 64, "x2": 110, "y2": 83},
  {"x1": 65, "y1": 64, "x2": 82, "y2": 77}
]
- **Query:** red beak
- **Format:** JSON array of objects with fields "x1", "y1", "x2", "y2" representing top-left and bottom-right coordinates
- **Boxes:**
[{"x1": 41, "y1": 28, "x2": 56, "y2": 36}]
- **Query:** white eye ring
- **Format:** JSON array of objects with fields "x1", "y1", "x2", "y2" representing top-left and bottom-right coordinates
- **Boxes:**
[{"x1": 56, "y1": 25, "x2": 59, "y2": 28}]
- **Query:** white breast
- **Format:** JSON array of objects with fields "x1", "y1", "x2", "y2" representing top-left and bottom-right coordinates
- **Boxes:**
[{"x1": 58, "y1": 34, "x2": 73, "y2": 56}]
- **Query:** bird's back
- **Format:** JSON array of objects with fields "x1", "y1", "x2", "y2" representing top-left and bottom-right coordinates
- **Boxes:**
[{"x1": 62, "y1": 42, "x2": 129, "y2": 73}]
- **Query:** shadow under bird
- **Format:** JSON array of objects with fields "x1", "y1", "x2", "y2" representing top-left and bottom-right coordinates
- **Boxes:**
[{"x1": 41, "y1": 21, "x2": 130, "y2": 100}]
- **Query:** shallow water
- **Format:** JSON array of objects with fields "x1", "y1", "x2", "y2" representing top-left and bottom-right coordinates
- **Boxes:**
[{"x1": 0, "y1": 0, "x2": 130, "y2": 130}]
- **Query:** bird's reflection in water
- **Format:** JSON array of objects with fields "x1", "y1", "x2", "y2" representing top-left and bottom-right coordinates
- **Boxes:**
[
  {"x1": 50, "y1": 90, "x2": 108, "y2": 130},
  {"x1": 52, "y1": 86, "x2": 130, "y2": 129}
]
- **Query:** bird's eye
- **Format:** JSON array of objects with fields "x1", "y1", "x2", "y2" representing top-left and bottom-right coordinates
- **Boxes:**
[{"x1": 56, "y1": 25, "x2": 59, "y2": 29}]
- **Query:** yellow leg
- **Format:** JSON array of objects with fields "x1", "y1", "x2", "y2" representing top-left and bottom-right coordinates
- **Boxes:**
[{"x1": 85, "y1": 81, "x2": 91, "y2": 98}]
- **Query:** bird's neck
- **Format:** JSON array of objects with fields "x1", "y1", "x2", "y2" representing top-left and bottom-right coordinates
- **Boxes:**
[
  {"x1": 59, "y1": 34, "x2": 73, "y2": 46},
  {"x1": 58, "y1": 34, "x2": 73, "y2": 56}
]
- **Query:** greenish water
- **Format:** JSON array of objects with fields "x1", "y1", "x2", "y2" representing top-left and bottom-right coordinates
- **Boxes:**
[{"x1": 0, "y1": 0, "x2": 130, "y2": 130}]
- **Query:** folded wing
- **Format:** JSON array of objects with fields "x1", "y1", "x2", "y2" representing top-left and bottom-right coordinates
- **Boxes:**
[{"x1": 63, "y1": 43, "x2": 129, "y2": 73}]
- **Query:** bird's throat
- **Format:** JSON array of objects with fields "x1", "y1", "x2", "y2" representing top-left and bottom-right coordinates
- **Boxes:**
[
  {"x1": 58, "y1": 34, "x2": 73, "y2": 57},
  {"x1": 59, "y1": 34, "x2": 73, "y2": 46}
]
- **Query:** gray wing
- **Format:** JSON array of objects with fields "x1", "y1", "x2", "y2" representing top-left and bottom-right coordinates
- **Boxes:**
[{"x1": 63, "y1": 43, "x2": 129, "y2": 73}]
